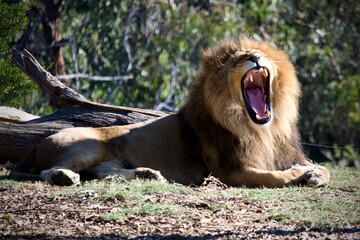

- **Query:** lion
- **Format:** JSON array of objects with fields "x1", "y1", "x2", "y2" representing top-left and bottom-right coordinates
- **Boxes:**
[{"x1": 12, "y1": 37, "x2": 330, "y2": 187}]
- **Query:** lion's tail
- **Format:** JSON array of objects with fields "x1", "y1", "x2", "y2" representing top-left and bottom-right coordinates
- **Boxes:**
[{"x1": 9, "y1": 149, "x2": 42, "y2": 181}]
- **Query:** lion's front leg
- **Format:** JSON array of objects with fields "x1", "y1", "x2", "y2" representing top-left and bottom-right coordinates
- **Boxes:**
[
  {"x1": 41, "y1": 165, "x2": 167, "y2": 186},
  {"x1": 97, "y1": 167, "x2": 167, "y2": 183},
  {"x1": 90, "y1": 161, "x2": 167, "y2": 183},
  {"x1": 40, "y1": 168, "x2": 80, "y2": 186},
  {"x1": 228, "y1": 164, "x2": 330, "y2": 188}
]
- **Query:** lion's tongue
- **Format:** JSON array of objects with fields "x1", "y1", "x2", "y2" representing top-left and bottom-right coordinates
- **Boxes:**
[{"x1": 246, "y1": 88, "x2": 266, "y2": 117}]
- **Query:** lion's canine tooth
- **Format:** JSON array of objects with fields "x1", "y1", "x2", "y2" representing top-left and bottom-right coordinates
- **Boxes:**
[
  {"x1": 266, "y1": 112, "x2": 271, "y2": 118},
  {"x1": 249, "y1": 74, "x2": 253, "y2": 82},
  {"x1": 256, "y1": 114, "x2": 261, "y2": 120},
  {"x1": 263, "y1": 68, "x2": 268, "y2": 78}
]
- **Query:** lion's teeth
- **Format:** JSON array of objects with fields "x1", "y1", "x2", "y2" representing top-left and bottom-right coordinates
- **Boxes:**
[
  {"x1": 256, "y1": 114, "x2": 261, "y2": 120},
  {"x1": 249, "y1": 75, "x2": 253, "y2": 82},
  {"x1": 263, "y1": 68, "x2": 268, "y2": 78},
  {"x1": 252, "y1": 107, "x2": 258, "y2": 114},
  {"x1": 266, "y1": 112, "x2": 271, "y2": 118}
]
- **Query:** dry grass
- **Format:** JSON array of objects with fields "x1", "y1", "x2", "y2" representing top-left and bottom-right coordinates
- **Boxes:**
[{"x1": 0, "y1": 164, "x2": 359, "y2": 239}]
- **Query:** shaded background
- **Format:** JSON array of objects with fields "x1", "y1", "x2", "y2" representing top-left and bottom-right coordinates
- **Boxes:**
[{"x1": 1, "y1": 0, "x2": 359, "y2": 167}]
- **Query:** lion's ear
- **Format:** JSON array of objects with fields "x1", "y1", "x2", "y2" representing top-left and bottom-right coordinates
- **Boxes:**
[
  {"x1": 200, "y1": 48, "x2": 217, "y2": 71},
  {"x1": 227, "y1": 51, "x2": 246, "y2": 65},
  {"x1": 233, "y1": 51, "x2": 244, "y2": 58}
]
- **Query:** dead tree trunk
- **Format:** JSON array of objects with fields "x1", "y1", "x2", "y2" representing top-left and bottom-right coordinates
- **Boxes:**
[
  {"x1": 43, "y1": 0, "x2": 66, "y2": 79},
  {"x1": 0, "y1": 49, "x2": 169, "y2": 162}
]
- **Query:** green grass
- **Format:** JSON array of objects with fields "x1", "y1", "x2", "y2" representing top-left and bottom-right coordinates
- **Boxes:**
[
  {"x1": 1, "y1": 165, "x2": 359, "y2": 228},
  {"x1": 223, "y1": 166, "x2": 360, "y2": 228},
  {"x1": 52, "y1": 176, "x2": 195, "y2": 221}
]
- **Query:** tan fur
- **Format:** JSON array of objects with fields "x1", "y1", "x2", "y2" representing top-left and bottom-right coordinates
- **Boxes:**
[{"x1": 13, "y1": 38, "x2": 329, "y2": 187}]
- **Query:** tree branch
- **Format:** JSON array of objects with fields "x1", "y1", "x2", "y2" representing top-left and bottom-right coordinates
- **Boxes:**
[
  {"x1": 10, "y1": 49, "x2": 168, "y2": 118},
  {"x1": 123, "y1": 6, "x2": 140, "y2": 73},
  {"x1": 104, "y1": 5, "x2": 156, "y2": 104},
  {"x1": 154, "y1": 52, "x2": 182, "y2": 111},
  {"x1": 56, "y1": 73, "x2": 133, "y2": 82},
  {"x1": 11, "y1": 49, "x2": 89, "y2": 108}
]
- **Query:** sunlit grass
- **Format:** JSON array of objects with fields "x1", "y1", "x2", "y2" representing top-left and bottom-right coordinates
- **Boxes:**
[
  {"x1": 223, "y1": 166, "x2": 360, "y2": 228},
  {"x1": 1, "y1": 165, "x2": 359, "y2": 227}
]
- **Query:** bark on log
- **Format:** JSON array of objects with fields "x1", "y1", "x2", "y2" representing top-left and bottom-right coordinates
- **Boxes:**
[
  {"x1": 0, "y1": 107, "x2": 40, "y2": 123},
  {"x1": 1, "y1": 49, "x2": 170, "y2": 162}
]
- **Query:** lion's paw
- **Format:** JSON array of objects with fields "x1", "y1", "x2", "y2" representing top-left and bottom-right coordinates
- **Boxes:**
[
  {"x1": 287, "y1": 164, "x2": 330, "y2": 187},
  {"x1": 134, "y1": 167, "x2": 167, "y2": 183},
  {"x1": 40, "y1": 168, "x2": 80, "y2": 186},
  {"x1": 304, "y1": 165, "x2": 330, "y2": 186}
]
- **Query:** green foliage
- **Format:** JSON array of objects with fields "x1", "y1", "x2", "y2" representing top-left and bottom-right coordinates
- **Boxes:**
[
  {"x1": 59, "y1": 1, "x2": 252, "y2": 108},
  {"x1": 0, "y1": 0, "x2": 35, "y2": 106},
  {"x1": 57, "y1": 0, "x2": 359, "y2": 164},
  {"x1": 323, "y1": 145, "x2": 360, "y2": 169},
  {"x1": 0, "y1": 0, "x2": 28, "y2": 53},
  {"x1": 334, "y1": 145, "x2": 359, "y2": 168},
  {"x1": 278, "y1": 0, "x2": 360, "y2": 161},
  {"x1": 6, "y1": 0, "x2": 359, "y2": 164}
]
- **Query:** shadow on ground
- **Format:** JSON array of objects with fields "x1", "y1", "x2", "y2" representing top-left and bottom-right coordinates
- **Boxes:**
[
  {"x1": 2, "y1": 228, "x2": 360, "y2": 240},
  {"x1": 257, "y1": 227, "x2": 360, "y2": 237},
  {"x1": 0, "y1": 233, "x2": 238, "y2": 240}
]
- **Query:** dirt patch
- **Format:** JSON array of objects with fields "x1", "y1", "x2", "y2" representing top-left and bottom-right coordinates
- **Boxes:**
[{"x1": 0, "y1": 165, "x2": 359, "y2": 239}]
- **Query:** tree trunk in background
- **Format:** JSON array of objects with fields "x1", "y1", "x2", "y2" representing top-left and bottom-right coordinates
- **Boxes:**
[{"x1": 43, "y1": 0, "x2": 66, "y2": 81}]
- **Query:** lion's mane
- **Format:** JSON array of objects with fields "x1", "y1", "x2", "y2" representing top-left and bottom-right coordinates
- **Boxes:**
[{"x1": 180, "y1": 38, "x2": 305, "y2": 175}]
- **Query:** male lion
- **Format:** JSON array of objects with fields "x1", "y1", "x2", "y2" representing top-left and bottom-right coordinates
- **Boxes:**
[{"x1": 13, "y1": 38, "x2": 330, "y2": 187}]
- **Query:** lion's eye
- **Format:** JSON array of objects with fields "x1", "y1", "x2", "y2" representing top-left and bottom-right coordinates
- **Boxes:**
[
  {"x1": 232, "y1": 51, "x2": 248, "y2": 66},
  {"x1": 234, "y1": 51, "x2": 246, "y2": 57}
]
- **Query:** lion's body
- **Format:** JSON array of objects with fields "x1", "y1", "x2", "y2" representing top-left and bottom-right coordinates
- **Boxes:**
[
  {"x1": 13, "y1": 38, "x2": 330, "y2": 187},
  {"x1": 31, "y1": 115, "x2": 209, "y2": 185}
]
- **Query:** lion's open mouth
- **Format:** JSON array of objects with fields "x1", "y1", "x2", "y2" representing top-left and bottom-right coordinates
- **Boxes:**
[{"x1": 242, "y1": 67, "x2": 271, "y2": 124}]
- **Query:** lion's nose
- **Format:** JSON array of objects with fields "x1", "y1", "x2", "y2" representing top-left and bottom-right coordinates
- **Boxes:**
[{"x1": 248, "y1": 54, "x2": 261, "y2": 63}]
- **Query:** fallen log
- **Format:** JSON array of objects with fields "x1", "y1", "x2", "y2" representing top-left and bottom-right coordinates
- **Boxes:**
[{"x1": 0, "y1": 49, "x2": 170, "y2": 162}]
